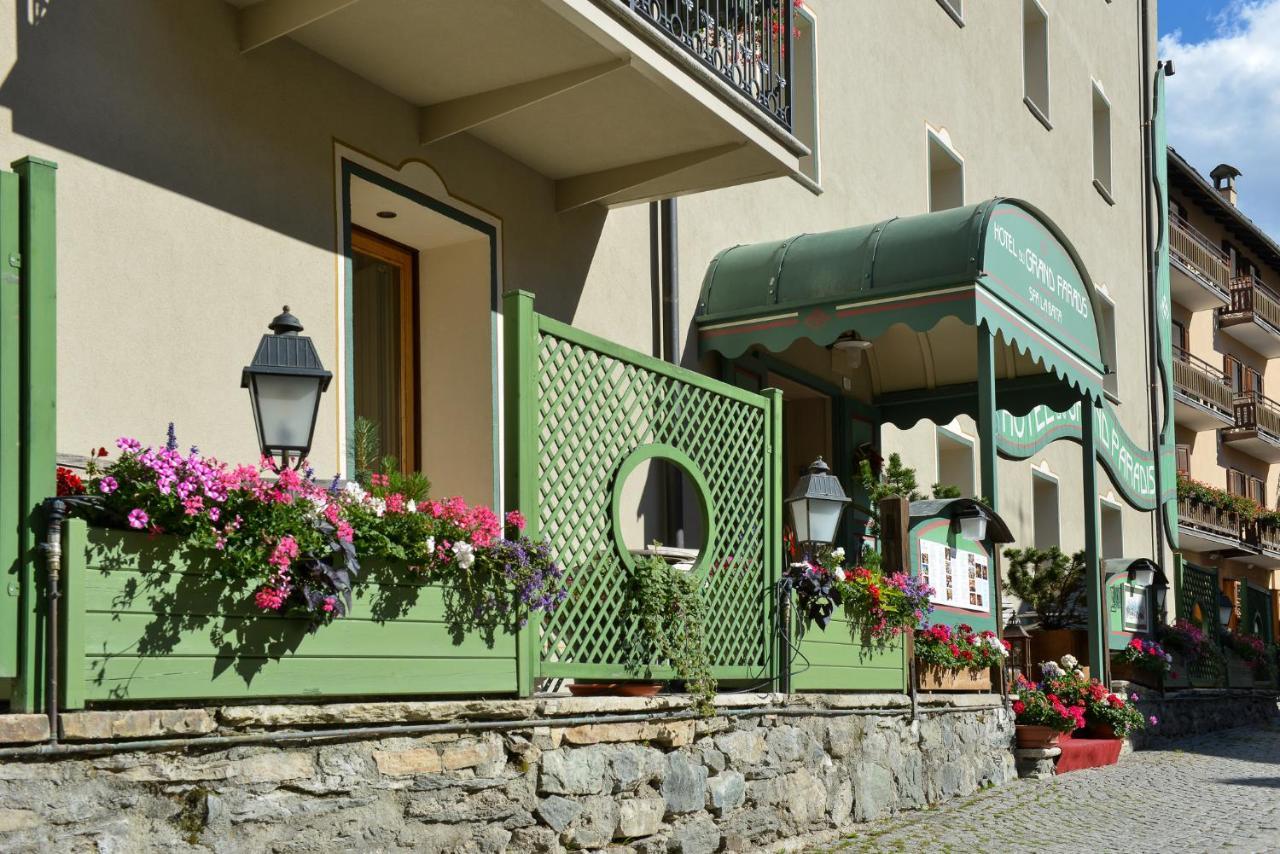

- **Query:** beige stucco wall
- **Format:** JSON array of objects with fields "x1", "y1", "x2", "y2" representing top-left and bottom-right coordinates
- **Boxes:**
[{"x1": 0, "y1": 0, "x2": 1163, "y2": 571}]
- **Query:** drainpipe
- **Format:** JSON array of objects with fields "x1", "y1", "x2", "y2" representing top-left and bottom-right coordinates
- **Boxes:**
[
  {"x1": 1137, "y1": 0, "x2": 1167, "y2": 569},
  {"x1": 659, "y1": 198, "x2": 685, "y2": 549},
  {"x1": 41, "y1": 499, "x2": 65, "y2": 745}
]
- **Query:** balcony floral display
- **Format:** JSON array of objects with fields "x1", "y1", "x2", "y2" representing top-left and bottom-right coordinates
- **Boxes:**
[
  {"x1": 52, "y1": 427, "x2": 568, "y2": 704},
  {"x1": 1111, "y1": 637, "x2": 1174, "y2": 687},
  {"x1": 1157, "y1": 617, "x2": 1224, "y2": 684},
  {"x1": 787, "y1": 545, "x2": 933, "y2": 648},
  {"x1": 913, "y1": 623, "x2": 1009, "y2": 691},
  {"x1": 1034, "y1": 656, "x2": 1151, "y2": 740}
]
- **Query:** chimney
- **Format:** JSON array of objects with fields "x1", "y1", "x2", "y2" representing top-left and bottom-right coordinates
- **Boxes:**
[{"x1": 1210, "y1": 163, "x2": 1242, "y2": 207}]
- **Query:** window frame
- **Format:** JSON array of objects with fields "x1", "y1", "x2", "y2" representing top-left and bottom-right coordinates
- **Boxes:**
[
  {"x1": 791, "y1": 2, "x2": 821, "y2": 190},
  {"x1": 351, "y1": 226, "x2": 422, "y2": 472},
  {"x1": 926, "y1": 127, "x2": 965, "y2": 213},
  {"x1": 934, "y1": 0, "x2": 964, "y2": 26},
  {"x1": 1022, "y1": 0, "x2": 1051, "y2": 129},
  {"x1": 1031, "y1": 468, "x2": 1061, "y2": 549},
  {"x1": 1091, "y1": 80, "x2": 1114, "y2": 203}
]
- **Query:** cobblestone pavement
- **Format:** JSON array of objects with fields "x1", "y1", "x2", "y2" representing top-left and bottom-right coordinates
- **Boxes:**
[{"x1": 819, "y1": 726, "x2": 1280, "y2": 854}]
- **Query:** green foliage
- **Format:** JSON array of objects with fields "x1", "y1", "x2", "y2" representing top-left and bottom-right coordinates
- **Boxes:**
[
  {"x1": 351, "y1": 416, "x2": 431, "y2": 502},
  {"x1": 621, "y1": 550, "x2": 716, "y2": 716},
  {"x1": 351, "y1": 416, "x2": 381, "y2": 483},
  {"x1": 930, "y1": 483, "x2": 962, "y2": 499},
  {"x1": 858, "y1": 453, "x2": 962, "y2": 535},
  {"x1": 1002, "y1": 546, "x2": 1086, "y2": 630}
]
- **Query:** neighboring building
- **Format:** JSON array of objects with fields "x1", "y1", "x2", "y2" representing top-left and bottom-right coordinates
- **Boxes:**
[
  {"x1": 0, "y1": 0, "x2": 1169, "y2": 682},
  {"x1": 1168, "y1": 149, "x2": 1280, "y2": 642}
]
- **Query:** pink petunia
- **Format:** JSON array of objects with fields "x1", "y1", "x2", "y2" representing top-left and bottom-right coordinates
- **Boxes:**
[{"x1": 127, "y1": 509, "x2": 149, "y2": 529}]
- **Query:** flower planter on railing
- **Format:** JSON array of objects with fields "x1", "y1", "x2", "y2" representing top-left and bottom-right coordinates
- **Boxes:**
[
  {"x1": 59, "y1": 521, "x2": 522, "y2": 708},
  {"x1": 1177, "y1": 496, "x2": 1243, "y2": 541}
]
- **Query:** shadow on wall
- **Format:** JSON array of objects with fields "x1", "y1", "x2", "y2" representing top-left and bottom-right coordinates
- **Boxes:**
[{"x1": 0, "y1": 0, "x2": 607, "y2": 322}]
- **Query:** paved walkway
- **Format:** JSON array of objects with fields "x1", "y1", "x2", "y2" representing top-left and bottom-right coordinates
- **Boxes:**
[{"x1": 820, "y1": 726, "x2": 1280, "y2": 854}]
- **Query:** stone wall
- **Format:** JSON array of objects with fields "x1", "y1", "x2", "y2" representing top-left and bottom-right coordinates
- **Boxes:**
[
  {"x1": 1128, "y1": 689, "x2": 1280, "y2": 748},
  {"x1": 0, "y1": 694, "x2": 1015, "y2": 852}
]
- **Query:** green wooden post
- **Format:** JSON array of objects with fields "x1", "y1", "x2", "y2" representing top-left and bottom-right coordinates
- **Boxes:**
[
  {"x1": 505, "y1": 290, "x2": 539, "y2": 697},
  {"x1": 1081, "y1": 400, "x2": 1107, "y2": 682},
  {"x1": 764, "y1": 387, "x2": 783, "y2": 690},
  {"x1": 976, "y1": 324, "x2": 998, "y2": 511},
  {"x1": 0, "y1": 171, "x2": 20, "y2": 686},
  {"x1": 60, "y1": 518, "x2": 85, "y2": 710},
  {"x1": 13, "y1": 157, "x2": 56, "y2": 714}
]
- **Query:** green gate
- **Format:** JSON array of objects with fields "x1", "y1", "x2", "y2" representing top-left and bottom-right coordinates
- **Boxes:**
[
  {"x1": 1179, "y1": 563, "x2": 1224, "y2": 686},
  {"x1": 504, "y1": 291, "x2": 782, "y2": 688}
]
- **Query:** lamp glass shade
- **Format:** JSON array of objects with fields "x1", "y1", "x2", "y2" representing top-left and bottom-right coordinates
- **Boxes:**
[
  {"x1": 249, "y1": 373, "x2": 324, "y2": 454},
  {"x1": 957, "y1": 514, "x2": 987, "y2": 543},
  {"x1": 1152, "y1": 584, "x2": 1167, "y2": 614},
  {"x1": 787, "y1": 495, "x2": 846, "y2": 546},
  {"x1": 1218, "y1": 594, "x2": 1233, "y2": 628},
  {"x1": 1131, "y1": 567, "x2": 1155, "y2": 588}
]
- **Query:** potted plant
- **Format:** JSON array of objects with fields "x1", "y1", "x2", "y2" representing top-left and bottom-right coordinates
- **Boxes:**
[
  {"x1": 1003, "y1": 547, "x2": 1089, "y2": 674},
  {"x1": 1011, "y1": 671, "x2": 1085, "y2": 748},
  {"x1": 615, "y1": 551, "x2": 717, "y2": 715},
  {"x1": 1081, "y1": 685, "x2": 1148, "y2": 739},
  {"x1": 1111, "y1": 637, "x2": 1173, "y2": 688},
  {"x1": 914, "y1": 623, "x2": 1008, "y2": 691}
]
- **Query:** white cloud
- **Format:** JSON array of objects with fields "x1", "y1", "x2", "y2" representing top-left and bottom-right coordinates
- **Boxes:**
[{"x1": 1159, "y1": 0, "x2": 1280, "y2": 238}]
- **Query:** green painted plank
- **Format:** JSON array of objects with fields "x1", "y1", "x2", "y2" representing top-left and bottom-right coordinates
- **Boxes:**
[
  {"x1": 61, "y1": 519, "x2": 87, "y2": 709},
  {"x1": 796, "y1": 640, "x2": 906, "y2": 669},
  {"x1": 13, "y1": 157, "x2": 56, "y2": 713},
  {"x1": 0, "y1": 171, "x2": 20, "y2": 680},
  {"x1": 83, "y1": 654, "x2": 517, "y2": 703},
  {"x1": 81, "y1": 568, "x2": 482, "y2": 624},
  {"x1": 540, "y1": 662, "x2": 763, "y2": 681},
  {"x1": 84, "y1": 611, "x2": 513, "y2": 659},
  {"x1": 792, "y1": 665, "x2": 906, "y2": 692}
]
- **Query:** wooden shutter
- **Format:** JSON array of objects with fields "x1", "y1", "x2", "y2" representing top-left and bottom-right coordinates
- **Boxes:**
[
  {"x1": 1227, "y1": 469, "x2": 1247, "y2": 497},
  {"x1": 1249, "y1": 476, "x2": 1266, "y2": 507},
  {"x1": 1224, "y1": 355, "x2": 1242, "y2": 393},
  {"x1": 1175, "y1": 445, "x2": 1190, "y2": 475}
]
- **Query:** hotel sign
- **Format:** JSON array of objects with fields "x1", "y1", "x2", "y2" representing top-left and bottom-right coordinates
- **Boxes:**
[{"x1": 996, "y1": 402, "x2": 1158, "y2": 511}]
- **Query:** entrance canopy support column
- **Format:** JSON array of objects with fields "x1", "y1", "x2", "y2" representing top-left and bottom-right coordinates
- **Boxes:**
[
  {"x1": 977, "y1": 323, "x2": 998, "y2": 512},
  {"x1": 1081, "y1": 399, "x2": 1108, "y2": 682}
]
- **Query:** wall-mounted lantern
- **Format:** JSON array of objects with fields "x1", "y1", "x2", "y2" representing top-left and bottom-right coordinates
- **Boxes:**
[
  {"x1": 785, "y1": 457, "x2": 850, "y2": 552},
  {"x1": 242, "y1": 306, "x2": 332, "y2": 470}
]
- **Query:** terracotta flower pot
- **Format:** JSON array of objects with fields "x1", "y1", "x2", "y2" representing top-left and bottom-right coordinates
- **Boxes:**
[
  {"x1": 1015, "y1": 724, "x2": 1062, "y2": 749},
  {"x1": 567, "y1": 681, "x2": 662, "y2": 697},
  {"x1": 1085, "y1": 721, "x2": 1120, "y2": 740}
]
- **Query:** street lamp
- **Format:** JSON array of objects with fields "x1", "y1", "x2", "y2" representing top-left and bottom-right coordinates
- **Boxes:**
[
  {"x1": 241, "y1": 306, "x2": 332, "y2": 470},
  {"x1": 1217, "y1": 591, "x2": 1234, "y2": 631},
  {"x1": 1130, "y1": 564, "x2": 1156, "y2": 589},
  {"x1": 1151, "y1": 575, "x2": 1168, "y2": 620},
  {"x1": 785, "y1": 457, "x2": 851, "y2": 552}
]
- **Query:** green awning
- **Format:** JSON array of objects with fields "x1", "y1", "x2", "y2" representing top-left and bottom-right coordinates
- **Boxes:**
[{"x1": 696, "y1": 198, "x2": 1108, "y2": 404}]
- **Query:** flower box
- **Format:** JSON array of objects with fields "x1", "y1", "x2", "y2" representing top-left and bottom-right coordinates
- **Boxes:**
[
  {"x1": 790, "y1": 613, "x2": 907, "y2": 693},
  {"x1": 916, "y1": 663, "x2": 992, "y2": 692},
  {"x1": 1226, "y1": 654, "x2": 1258, "y2": 689},
  {"x1": 1110, "y1": 660, "x2": 1161, "y2": 689},
  {"x1": 58, "y1": 522, "x2": 523, "y2": 708}
]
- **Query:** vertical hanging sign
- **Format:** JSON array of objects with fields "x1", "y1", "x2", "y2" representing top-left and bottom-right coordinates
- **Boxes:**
[{"x1": 1153, "y1": 66, "x2": 1178, "y2": 548}]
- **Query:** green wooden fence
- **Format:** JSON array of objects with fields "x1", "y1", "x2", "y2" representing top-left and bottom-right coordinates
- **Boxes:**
[
  {"x1": 1179, "y1": 563, "x2": 1225, "y2": 687},
  {"x1": 504, "y1": 291, "x2": 783, "y2": 687}
]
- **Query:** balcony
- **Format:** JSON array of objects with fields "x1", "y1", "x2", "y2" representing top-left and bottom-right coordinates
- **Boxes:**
[
  {"x1": 1177, "y1": 496, "x2": 1248, "y2": 554},
  {"x1": 1223, "y1": 390, "x2": 1280, "y2": 462},
  {"x1": 1170, "y1": 216, "x2": 1231, "y2": 310},
  {"x1": 1172, "y1": 345, "x2": 1235, "y2": 430},
  {"x1": 229, "y1": 0, "x2": 809, "y2": 209},
  {"x1": 1241, "y1": 520, "x2": 1280, "y2": 569},
  {"x1": 1217, "y1": 275, "x2": 1280, "y2": 358}
]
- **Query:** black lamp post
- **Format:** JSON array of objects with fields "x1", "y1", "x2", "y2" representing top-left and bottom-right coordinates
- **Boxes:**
[
  {"x1": 785, "y1": 457, "x2": 851, "y2": 556},
  {"x1": 241, "y1": 306, "x2": 332, "y2": 470},
  {"x1": 1151, "y1": 575, "x2": 1168, "y2": 622}
]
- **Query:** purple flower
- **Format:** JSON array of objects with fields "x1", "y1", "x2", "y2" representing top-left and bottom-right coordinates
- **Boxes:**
[
  {"x1": 166, "y1": 422, "x2": 178, "y2": 452},
  {"x1": 98, "y1": 476, "x2": 118, "y2": 495},
  {"x1": 116, "y1": 437, "x2": 141, "y2": 452},
  {"x1": 1148, "y1": 715, "x2": 1159, "y2": 726},
  {"x1": 127, "y1": 509, "x2": 149, "y2": 529}
]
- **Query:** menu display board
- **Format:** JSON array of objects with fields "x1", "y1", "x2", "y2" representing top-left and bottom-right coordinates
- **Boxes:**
[{"x1": 918, "y1": 540, "x2": 990, "y2": 614}]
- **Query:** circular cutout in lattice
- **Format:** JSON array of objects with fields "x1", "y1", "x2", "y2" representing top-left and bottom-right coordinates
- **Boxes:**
[{"x1": 611, "y1": 444, "x2": 716, "y2": 579}]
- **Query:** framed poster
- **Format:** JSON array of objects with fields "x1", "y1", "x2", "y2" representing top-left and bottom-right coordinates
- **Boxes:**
[
  {"x1": 1122, "y1": 584, "x2": 1149, "y2": 633},
  {"x1": 919, "y1": 539, "x2": 990, "y2": 614}
]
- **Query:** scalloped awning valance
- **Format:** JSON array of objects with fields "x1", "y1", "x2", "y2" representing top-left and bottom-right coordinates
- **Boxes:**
[{"x1": 695, "y1": 198, "x2": 1108, "y2": 407}]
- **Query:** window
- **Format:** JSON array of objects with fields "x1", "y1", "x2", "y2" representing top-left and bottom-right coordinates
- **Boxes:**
[
  {"x1": 1023, "y1": 0, "x2": 1050, "y2": 127},
  {"x1": 792, "y1": 5, "x2": 821, "y2": 188},
  {"x1": 935, "y1": 0, "x2": 963, "y2": 26},
  {"x1": 1032, "y1": 470, "x2": 1060, "y2": 548},
  {"x1": 1224, "y1": 355, "x2": 1261, "y2": 396},
  {"x1": 1175, "y1": 444, "x2": 1190, "y2": 475},
  {"x1": 1171, "y1": 319, "x2": 1187, "y2": 355},
  {"x1": 351, "y1": 228, "x2": 418, "y2": 471},
  {"x1": 936, "y1": 428, "x2": 975, "y2": 497},
  {"x1": 927, "y1": 129, "x2": 964, "y2": 212},
  {"x1": 1249, "y1": 476, "x2": 1266, "y2": 508},
  {"x1": 1227, "y1": 468, "x2": 1247, "y2": 497},
  {"x1": 1101, "y1": 500, "x2": 1123, "y2": 559},
  {"x1": 1092, "y1": 83, "x2": 1113, "y2": 202},
  {"x1": 1097, "y1": 289, "x2": 1118, "y2": 398}
]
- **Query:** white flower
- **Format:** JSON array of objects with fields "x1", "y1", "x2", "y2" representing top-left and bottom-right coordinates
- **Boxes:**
[
  {"x1": 985, "y1": 636, "x2": 1008, "y2": 656},
  {"x1": 342, "y1": 481, "x2": 367, "y2": 502},
  {"x1": 307, "y1": 495, "x2": 328, "y2": 515},
  {"x1": 453, "y1": 541, "x2": 475, "y2": 569},
  {"x1": 370, "y1": 497, "x2": 386, "y2": 518},
  {"x1": 832, "y1": 547, "x2": 846, "y2": 561},
  {"x1": 1060, "y1": 654, "x2": 1078, "y2": 669},
  {"x1": 407, "y1": 499, "x2": 417, "y2": 514},
  {"x1": 1073, "y1": 669, "x2": 1085, "y2": 679},
  {"x1": 425, "y1": 536, "x2": 435, "y2": 555}
]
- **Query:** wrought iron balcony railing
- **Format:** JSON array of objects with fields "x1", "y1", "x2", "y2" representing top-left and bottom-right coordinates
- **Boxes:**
[
  {"x1": 1172, "y1": 345, "x2": 1234, "y2": 417},
  {"x1": 1233, "y1": 389, "x2": 1280, "y2": 438},
  {"x1": 1178, "y1": 496, "x2": 1245, "y2": 542},
  {"x1": 1171, "y1": 215, "x2": 1231, "y2": 293},
  {"x1": 618, "y1": 0, "x2": 793, "y2": 129}
]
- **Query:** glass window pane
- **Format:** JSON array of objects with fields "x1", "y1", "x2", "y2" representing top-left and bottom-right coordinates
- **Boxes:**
[{"x1": 354, "y1": 250, "x2": 405, "y2": 464}]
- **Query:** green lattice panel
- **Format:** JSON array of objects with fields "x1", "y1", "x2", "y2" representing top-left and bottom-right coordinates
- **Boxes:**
[
  {"x1": 1179, "y1": 564, "x2": 1224, "y2": 686},
  {"x1": 1243, "y1": 585, "x2": 1272, "y2": 643},
  {"x1": 533, "y1": 326, "x2": 773, "y2": 678}
]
